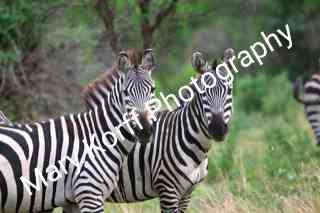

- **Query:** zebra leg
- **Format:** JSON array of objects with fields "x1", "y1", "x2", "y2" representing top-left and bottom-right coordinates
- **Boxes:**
[
  {"x1": 159, "y1": 189, "x2": 180, "y2": 213},
  {"x1": 77, "y1": 196, "x2": 105, "y2": 213},
  {"x1": 178, "y1": 191, "x2": 192, "y2": 213}
]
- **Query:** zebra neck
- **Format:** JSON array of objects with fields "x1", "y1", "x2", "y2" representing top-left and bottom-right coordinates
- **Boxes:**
[
  {"x1": 109, "y1": 74, "x2": 125, "y2": 111},
  {"x1": 94, "y1": 98, "x2": 136, "y2": 155},
  {"x1": 107, "y1": 76, "x2": 137, "y2": 154},
  {"x1": 185, "y1": 92, "x2": 212, "y2": 152},
  {"x1": 186, "y1": 82, "x2": 211, "y2": 140},
  {"x1": 83, "y1": 72, "x2": 136, "y2": 154}
]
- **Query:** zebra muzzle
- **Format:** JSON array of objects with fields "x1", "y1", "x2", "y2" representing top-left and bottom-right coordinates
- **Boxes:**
[
  {"x1": 129, "y1": 112, "x2": 153, "y2": 143},
  {"x1": 208, "y1": 113, "x2": 228, "y2": 142}
]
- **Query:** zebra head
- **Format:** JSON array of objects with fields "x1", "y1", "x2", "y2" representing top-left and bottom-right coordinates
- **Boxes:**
[
  {"x1": 191, "y1": 49, "x2": 234, "y2": 142},
  {"x1": 117, "y1": 49, "x2": 157, "y2": 142}
]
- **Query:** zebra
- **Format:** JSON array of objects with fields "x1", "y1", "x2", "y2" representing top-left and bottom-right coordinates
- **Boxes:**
[
  {"x1": 0, "y1": 49, "x2": 157, "y2": 213},
  {"x1": 78, "y1": 49, "x2": 234, "y2": 212},
  {"x1": 293, "y1": 59, "x2": 320, "y2": 146}
]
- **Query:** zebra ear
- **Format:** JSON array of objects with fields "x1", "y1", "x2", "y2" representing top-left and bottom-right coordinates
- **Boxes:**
[
  {"x1": 191, "y1": 51, "x2": 207, "y2": 74},
  {"x1": 117, "y1": 51, "x2": 130, "y2": 72},
  {"x1": 141, "y1": 49, "x2": 156, "y2": 72},
  {"x1": 218, "y1": 48, "x2": 235, "y2": 73},
  {"x1": 222, "y1": 48, "x2": 235, "y2": 64},
  {"x1": 211, "y1": 59, "x2": 218, "y2": 69}
]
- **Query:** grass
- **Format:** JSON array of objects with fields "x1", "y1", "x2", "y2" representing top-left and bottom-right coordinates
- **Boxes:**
[{"x1": 54, "y1": 72, "x2": 320, "y2": 213}]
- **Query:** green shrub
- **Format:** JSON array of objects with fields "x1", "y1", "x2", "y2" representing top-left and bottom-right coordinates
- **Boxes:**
[
  {"x1": 264, "y1": 119, "x2": 315, "y2": 179},
  {"x1": 0, "y1": 0, "x2": 41, "y2": 64},
  {"x1": 261, "y1": 72, "x2": 295, "y2": 116},
  {"x1": 234, "y1": 73, "x2": 268, "y2": 113}
]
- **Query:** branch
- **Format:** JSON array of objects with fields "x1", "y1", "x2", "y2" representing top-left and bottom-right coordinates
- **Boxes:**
[
  {"x1": 138, "y1": 0, "x2": 152, "y2": 27},
  {"x1": 138, "y1": 0, "x2": 154, "y2": 48},
  {"x1": 42, "y1": 2, "x2": 70, "y2": 22},
  {"x1": 95, "y1": 0, "x2": 119, "y2": 54},
  {"x1": 151, "y1": 0, "x2": 179, "y2": 32}
]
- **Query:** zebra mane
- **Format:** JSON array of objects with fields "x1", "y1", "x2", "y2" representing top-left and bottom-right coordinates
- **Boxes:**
[
  {"x1": 81, "y1": 65, "x2": 119, "y2": 108},
  {"x1": 81, "y1": 49, "x2": 144, "y2": 108}
]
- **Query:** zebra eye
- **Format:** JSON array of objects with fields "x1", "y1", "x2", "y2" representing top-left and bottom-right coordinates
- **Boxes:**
[
  {"x1": 227, "y1": 87, "x2": 232, "y2": 95},
  {"x1": 151, "y1": 87, "x2": 156, "y2": 93}
]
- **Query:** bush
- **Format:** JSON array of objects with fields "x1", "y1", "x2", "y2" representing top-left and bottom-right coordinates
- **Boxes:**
[
  {"x1": 0, "y1": 0, "x2": 41, "y2": 64},
  {"x1": 234, "y1": 72, "x2": 295, "y2": 116},
  {"x1": 261, "y1": 72, "x2": 295, "y2": 116},
  {"x1": 234, "y1": 73, "x2": 268, "y2": 113}
]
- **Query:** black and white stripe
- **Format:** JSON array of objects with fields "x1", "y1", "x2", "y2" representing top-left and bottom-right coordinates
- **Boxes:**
[
  {"x1": 80, "y1": 49, "x2": 234, "y2": 212},
  {"x1": 294, "y1": 70, "x2": 320, "y2": 146},
  {"x1": 0, "y1": 50, "x2": 156, "y2": 213}
]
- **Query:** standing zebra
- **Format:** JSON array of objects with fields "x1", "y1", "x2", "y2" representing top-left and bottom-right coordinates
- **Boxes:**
[
  {"x1": 0, "y1": 49, "x2": 157, "y2": 213},
  {"x1": 293, "y1": 60, "x2": 320, "y2": 146},
  {"x1": 79, "y1": 49, "x2": 234, "y2": 212}
]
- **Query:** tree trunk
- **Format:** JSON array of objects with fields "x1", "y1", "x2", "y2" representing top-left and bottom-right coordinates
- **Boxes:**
[{"x1": 142, "y1": 26, "x2": 154, "y2": 49}]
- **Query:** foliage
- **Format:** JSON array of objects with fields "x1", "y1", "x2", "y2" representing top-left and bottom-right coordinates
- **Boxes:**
[{"x1": 0, "y1": 0, "x2": 43, "y2": 65}]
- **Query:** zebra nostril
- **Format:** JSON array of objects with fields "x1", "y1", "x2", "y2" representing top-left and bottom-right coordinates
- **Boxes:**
[{"x1": 208, "y1": 112, "x2": 228, "y2": 142}]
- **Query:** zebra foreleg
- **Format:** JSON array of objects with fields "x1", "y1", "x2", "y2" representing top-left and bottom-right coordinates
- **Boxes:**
[
  {"x1": 159, "y1": 189, "x2": 180, "y2": 213},
  {"x1": 178, "y1": 191, "x2": 192, "y2": 213},
  {"x1": 77, "y1": 196, "x2": 105, "y2": 213}
]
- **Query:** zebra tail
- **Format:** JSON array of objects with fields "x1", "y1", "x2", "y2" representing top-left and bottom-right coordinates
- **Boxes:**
[{"x1": 293, "y1": 77, "x2": 304, "y2": 104}]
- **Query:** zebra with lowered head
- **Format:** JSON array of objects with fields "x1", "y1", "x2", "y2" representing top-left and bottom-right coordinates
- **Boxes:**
[
  {"x1": 293, "y1": 59, "x2": 320, "y2": 146},
  {"x1": 79, "y1": 49, "x2": 234, "y2": 212},
  {"x1": 0, "y1": 49, "x2": 157, "y2": 213}
]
